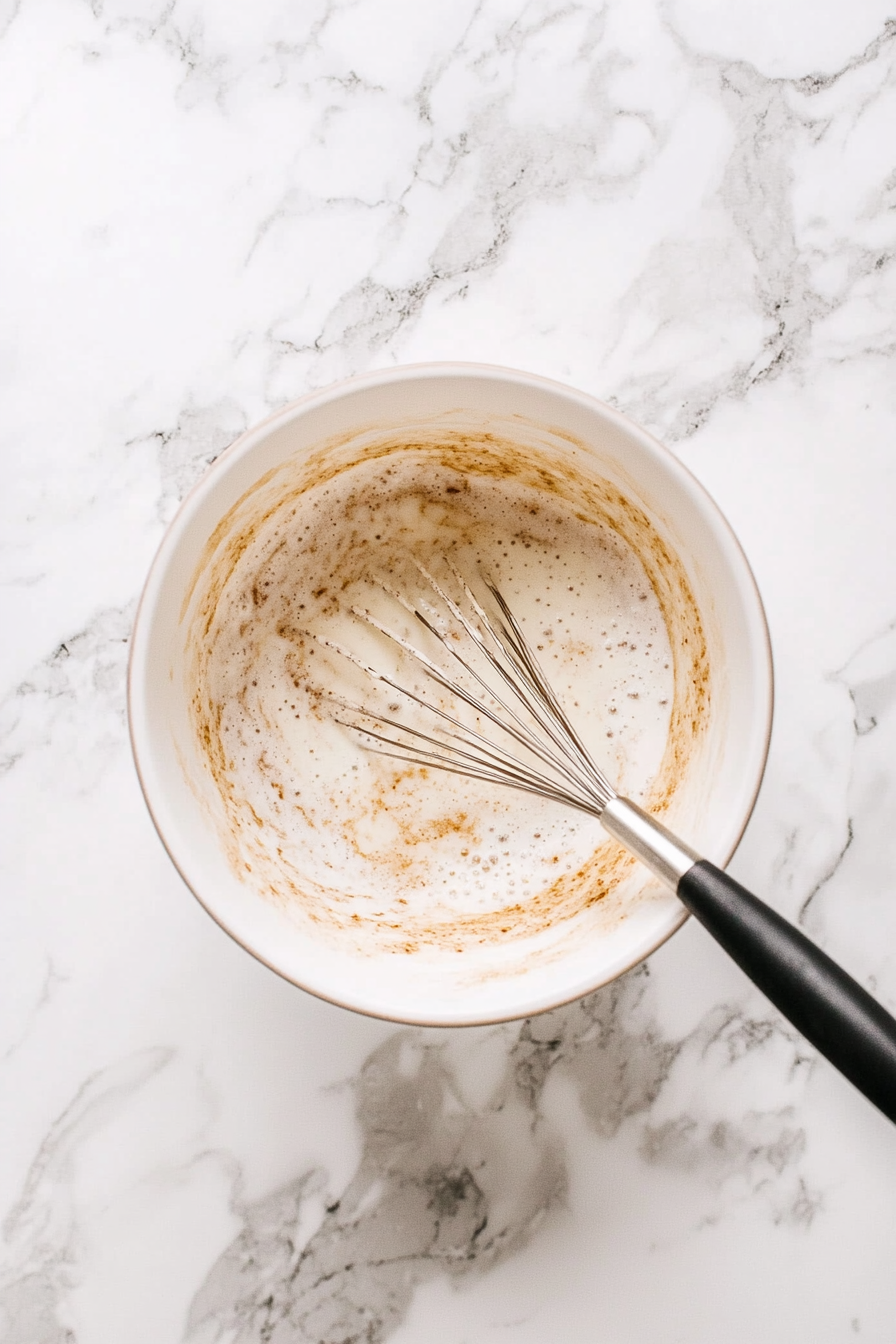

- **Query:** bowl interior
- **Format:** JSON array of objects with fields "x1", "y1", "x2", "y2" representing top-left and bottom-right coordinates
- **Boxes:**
[{"x1": 129, "y1": 365, "x2": 772, "y2": 1025}]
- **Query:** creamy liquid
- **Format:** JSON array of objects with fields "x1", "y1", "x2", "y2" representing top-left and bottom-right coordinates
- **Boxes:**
[{"x1": 189, "y1": 435, "x2": 707, "y2": 957}]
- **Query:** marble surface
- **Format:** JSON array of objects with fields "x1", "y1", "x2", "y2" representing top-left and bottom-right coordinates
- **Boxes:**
[{"x1": 3, "y1": 0, "x2": 896, "y2": 1338}]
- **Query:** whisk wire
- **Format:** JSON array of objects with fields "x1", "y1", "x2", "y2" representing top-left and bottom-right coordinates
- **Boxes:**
[
  {"x1": 481, "y1": 579, "x2": 613, "y2": 800},
  {"x1": 341, "y1": 717, "x2": 604, "y2": 817},
  {"x1": 320, "y1": 564, "x2": 616, "y2": 813},
  {"x1": 412, "y1": 562, "x2": 614, "y2": 806},
  {"x1": 333, "y1": 681, "x2": 584, "y2": 799},
  {"x1": 348, "y1": 592, "x2": 609, "y2": 808}
]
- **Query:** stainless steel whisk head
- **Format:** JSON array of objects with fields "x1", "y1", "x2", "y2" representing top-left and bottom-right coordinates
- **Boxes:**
[{"x1": 316, "y1": 560, "x2": 617, "y2": 819}]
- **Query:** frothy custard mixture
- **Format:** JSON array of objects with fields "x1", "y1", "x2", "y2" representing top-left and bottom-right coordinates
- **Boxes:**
[{"x1": 188, "y1": 429, "x2": 709, "y2": 957}]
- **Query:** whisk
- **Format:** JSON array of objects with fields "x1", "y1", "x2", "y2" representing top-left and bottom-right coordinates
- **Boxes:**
[{"x1": 321, "y1": 562, "x2": 896, "y2": 1126}]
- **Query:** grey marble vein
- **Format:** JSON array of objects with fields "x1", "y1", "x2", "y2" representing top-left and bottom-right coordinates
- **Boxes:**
[
  {"x1": 184, "y1": 970, "x2": 813, "y2": 1343},
  {"x1": 0, "y1": 1050, "x2": 173, "y2": 1344},
  {"x1": 0, "y1": 605, "x2": 133, "y2": 778}
]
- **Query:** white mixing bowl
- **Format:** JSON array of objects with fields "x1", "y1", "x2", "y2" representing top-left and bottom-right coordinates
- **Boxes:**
[{"x1": 128, "y1": 364, "x2": 772, "y2": 1025}]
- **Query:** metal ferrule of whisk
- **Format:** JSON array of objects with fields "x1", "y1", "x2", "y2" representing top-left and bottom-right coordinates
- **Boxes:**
[{"x1": 599, "y1": 797, "x2": 700, "y2": 890}]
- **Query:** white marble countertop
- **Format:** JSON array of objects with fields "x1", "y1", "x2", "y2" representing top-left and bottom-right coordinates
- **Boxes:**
[{"x1": 3, "y1": 2, "x2": 896, "y2": 1339}]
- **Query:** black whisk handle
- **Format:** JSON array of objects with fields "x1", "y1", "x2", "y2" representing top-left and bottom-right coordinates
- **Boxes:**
[{"x1": 678, "y1": 861, "x2": 896, "y2": 1124}]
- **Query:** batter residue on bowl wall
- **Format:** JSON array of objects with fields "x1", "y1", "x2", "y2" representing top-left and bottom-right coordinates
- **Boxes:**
[{"x1": 185, "y1": 418, "x2": 710, "y2": 958}]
